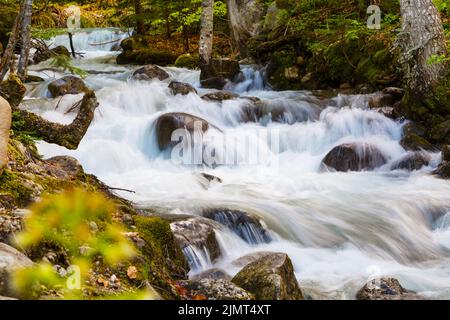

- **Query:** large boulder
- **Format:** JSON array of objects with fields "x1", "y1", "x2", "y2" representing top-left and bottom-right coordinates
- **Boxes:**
[
  {"x1": 0, "y1": 96, "x2": 11, "y2": 174},
  {"x1": 33, "y1": 45, "x2": 70, "y2": 64},
  {"x1": 322, "y1": 143, "x2": 387, "y2": 172},
  {"x1": 155, "y1": 113, "x2": 210, "y2": 151},
  {"x1": 176, "y1": 279, "x2": 254, "y2": 300},
  {"x1": 45, "y1": 156, "x2": 84, "y2": 180},
  {"x1": 168, "y1": 81, "x2": 197, "y2": 96},
  {"x1": 132, "y1": 65, "x2": 170, "y2": 81},
  {"x1": 357, "y1": 278, "x2": 424, "y2": 300},
  {"x1": 170, "y1": 218, "x2": 221, "y2": 267},
  {"x1": 231, "y1": 253, "x2": 303, "y2": 300},
  {"x1": 391, "y1": 151, "x2": 431, "y2": 171},
  {"x1": 200, "y1": 58, "x2": 241, "y2": 90},
  {"x1": 202, "y1": 208, "x2": 271, "y2": 245},
  {"x1": 47, "y1": 76, "x2": 89, "y2": 98},
  {"x1": 0, "y1": 243, "x2": 33, "y2": 297}
]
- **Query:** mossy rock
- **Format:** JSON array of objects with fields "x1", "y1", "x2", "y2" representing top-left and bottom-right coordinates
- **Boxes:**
[
  {"x1": 232, "y1": 252, "x2": 303, "y2": 300},
  {"x1": 0, "y1": 74, "x2": 26, "y2": 107},
  {"x1": 133, "y1": 215, "x2": 189, "y2": 294},
  {"x1": 174, "y1": 54, "x2": 199, "y2": 69}
]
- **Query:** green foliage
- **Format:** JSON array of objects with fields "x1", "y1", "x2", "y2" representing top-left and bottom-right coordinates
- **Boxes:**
[
  {"x1": 48, "y1": 54, "x2": 88, "y2": 78},
  {"x1": 11, "y1": 111, "x2": 41, "y2": 146},
  {"x1": 12, "y1": 189, "x2": 137, "y2": 299},
  {"x1": 434, "y1": 0, "x2": 449, "y2": 14}
]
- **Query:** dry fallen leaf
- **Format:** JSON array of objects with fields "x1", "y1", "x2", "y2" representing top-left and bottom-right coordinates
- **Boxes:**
[{"x1": 127, "y1": 266, "x2": 138, "y2": 279}]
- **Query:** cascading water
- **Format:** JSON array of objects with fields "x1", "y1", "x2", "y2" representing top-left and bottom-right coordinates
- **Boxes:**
[{"x1": 24, "y1": 28, "x2": 450, "y2": 299}]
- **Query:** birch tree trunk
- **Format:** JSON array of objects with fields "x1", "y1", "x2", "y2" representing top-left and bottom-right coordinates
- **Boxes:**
[
  {"x1": 199, "y1": 0, "x2": 214, "y2": 68},
  {"x1": 17, "y1": 0, "x2": 33, "y2": 81},
  {"x1": 0, "y1": 6, "x2": 23, "y2": 81},
  {"x1": 397, "y1": 0, "x2": 447, "y2": 96}
]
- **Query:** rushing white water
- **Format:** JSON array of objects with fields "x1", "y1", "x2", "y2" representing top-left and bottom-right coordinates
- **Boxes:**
[{"x1": 25, "y1": 29, "x2": 450, "y2": 300}]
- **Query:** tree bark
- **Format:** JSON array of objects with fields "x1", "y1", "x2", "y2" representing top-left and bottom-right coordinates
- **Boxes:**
[
  {"x1": 397, "y1": 0, "x2": 447, "y2": 96},
  {"x1": 17, "y1": 0, "x2": 33, "y2": 81},
  {"x1": 199, "y1": 0, "x2": 214, "y2": 67},
  {"x1": 0, "y1": 6, "x2": 23, "y2": 81},
  {"x1": 134, "y1": 0, "x2": 145, "y2": 36},
  {"x1": 14, "y1": 90, "x2": 99, "y2": 150}
]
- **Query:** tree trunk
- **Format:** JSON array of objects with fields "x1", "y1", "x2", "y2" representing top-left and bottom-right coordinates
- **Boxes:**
[
  {"x1": 182, "y1": 25, "x2": 189, "y2": 52},
  {"x1": 0, "y1": 6, "x2": 23, "y2": 81},
  {"x1": 199, "y1": 0, "x2": 214, "y2": 67},
  {"x1": 17, "y1": 0, "x2": 33, "y2": 81},
  {"x1": 134, "y1": 0, "x2": 145, "y2": 36},
  {"x1": 397, "y1": 0, "x2": 447, "y2": 96},
  {"x1": 164, "y1": 6, "x2": 171, "y2": 39}
]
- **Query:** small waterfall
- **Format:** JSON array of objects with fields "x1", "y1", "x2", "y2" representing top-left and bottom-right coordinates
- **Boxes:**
[
  {"x1": 182, "y1": 245, "x2": 212, "y2": 271},
  {"x1": 227, "y1": 65, "x2": 266, "y2": 93},
  {"x1": 203, "y1": 209, "x2": 272, "y2": 245},
  {"x1": 47, "y1": 28, "x2": 130, "y2": 52}
]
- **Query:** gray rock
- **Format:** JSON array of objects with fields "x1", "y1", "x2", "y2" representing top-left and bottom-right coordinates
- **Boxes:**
[
  {"x1": 391, "y1": 152, "x2": 431, "y2": 171},
  {"x1": 132, "y1": 65, "x2": 170, "y2": 81},
  {"x1": 177, "y1": 279, "x2": 254, "y2": 300},
  {"x1": 168, "y1": 81, "x2": 197, "y2": 96},
  {"x1": 45, "y1": 156, "x2": 84, "y2": 179},
  {"x1": 0, "y1": 243, "x2": 33, "y2": 297},
  {"x1": 357, "y1": 278, "x2": 425, "y2": 300},
  {"x1": 232, "y1": 252, "x2": 303, "y2": 300},
  {"x1": 201, "y1": 91, "x2": 239, "y2": 102},
  {"x1": 48, "y1": 76, "x2": 88, "y2": 98}
]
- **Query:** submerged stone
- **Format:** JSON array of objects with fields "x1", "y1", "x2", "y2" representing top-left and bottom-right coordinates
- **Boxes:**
[{"x1": 322, "y1": 143, "x2": 387, "y2": 172}]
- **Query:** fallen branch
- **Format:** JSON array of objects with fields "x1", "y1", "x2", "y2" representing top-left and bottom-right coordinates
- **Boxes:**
[
  {"x1": 99, "y1": 186, "x2": 136, "y2": 194},
  {"x1": 15, "y1": 90, "x2": 99, "y2": 149},
  {"x1": 88, "y1": 38, "x2": 123, "y2": 46}
]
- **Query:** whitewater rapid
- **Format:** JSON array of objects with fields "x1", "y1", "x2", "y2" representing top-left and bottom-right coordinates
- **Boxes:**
[{"x1": 23, "y1": 29, "x2": 450, "y2": 299}]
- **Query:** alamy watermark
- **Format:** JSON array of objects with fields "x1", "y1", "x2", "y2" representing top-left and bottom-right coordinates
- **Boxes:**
[
  {"x1": 66, "y1": 5, "x2": 81, "y2": 30},
  {"x1": 367, "y1": 5, "x2": 382, "y2": 30},
  {"x1": 168, "y1": 122, "x2": 280, "y2": 167}
]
